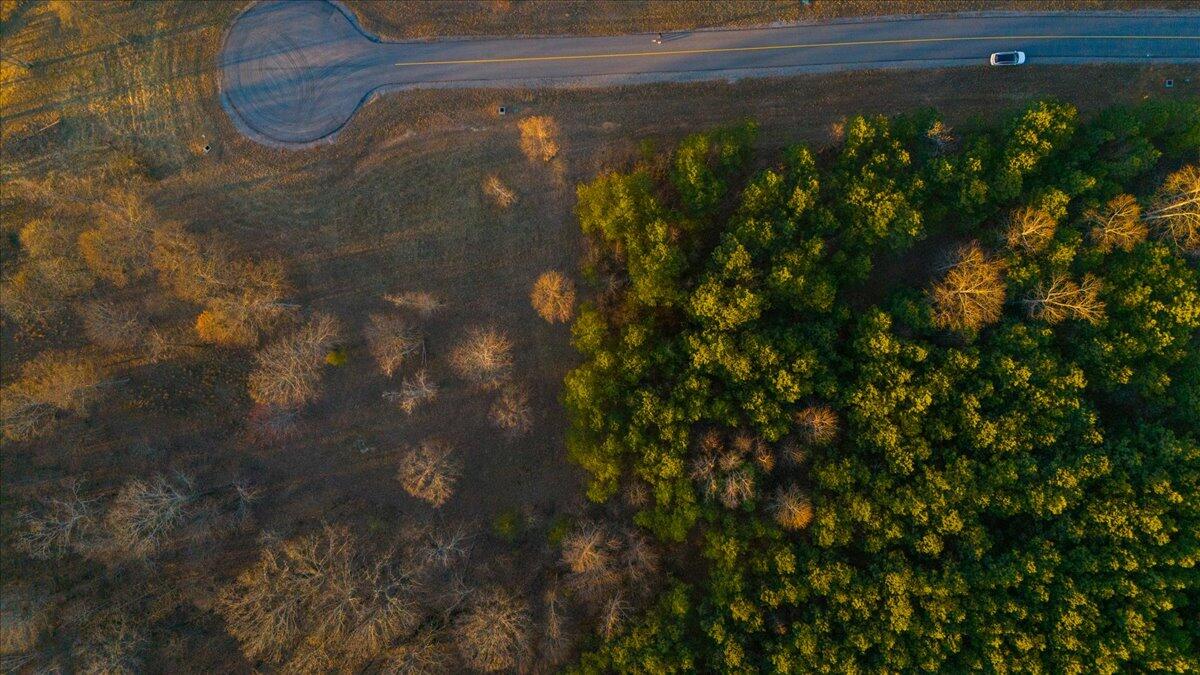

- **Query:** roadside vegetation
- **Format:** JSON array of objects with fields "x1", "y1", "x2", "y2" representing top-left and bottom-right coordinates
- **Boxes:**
[
  {"x1": 566, "y1": 101, "x2": 1199, "y2": 671},
  {"x1": 348, "y1": 0, "x2": 1192, "y2": 39}
]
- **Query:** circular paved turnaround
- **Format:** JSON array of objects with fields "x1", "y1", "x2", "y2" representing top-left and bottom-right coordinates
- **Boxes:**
[{"x1": 221, "y1": 0, "x2": 378, "y2": 147}]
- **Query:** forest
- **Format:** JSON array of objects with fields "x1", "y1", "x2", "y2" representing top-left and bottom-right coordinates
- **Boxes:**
[{"x1": 565, "y1": 99, "x2": 1199, "y2": 672}]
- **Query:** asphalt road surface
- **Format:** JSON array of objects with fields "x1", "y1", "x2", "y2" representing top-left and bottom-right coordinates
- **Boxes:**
[{"x1": 220, "y1": 0, "x2": 1200, "y2": 147}]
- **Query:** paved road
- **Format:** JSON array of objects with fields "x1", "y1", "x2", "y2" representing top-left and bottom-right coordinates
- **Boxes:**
[{"x1": 220, "y1": 0, "x2": 1200, "y2": 147}]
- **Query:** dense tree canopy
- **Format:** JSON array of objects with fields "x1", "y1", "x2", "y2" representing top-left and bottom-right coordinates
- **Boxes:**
[{"x1": 565, "y1": 100, "x2": 1200, "y2": 672}]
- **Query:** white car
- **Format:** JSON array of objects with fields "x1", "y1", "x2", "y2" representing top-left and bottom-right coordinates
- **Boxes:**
[{"x1": 990, "y1": 51, "x2": 1026, "y2": 66}]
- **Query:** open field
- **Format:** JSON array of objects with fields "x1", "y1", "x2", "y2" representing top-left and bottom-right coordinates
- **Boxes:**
[
  {"x1": 347, "y1": 0, "x2": 1200, "y2": 38},
  {"x1": 2, "y1": 0, "x2": 1198, "y2": 670}
]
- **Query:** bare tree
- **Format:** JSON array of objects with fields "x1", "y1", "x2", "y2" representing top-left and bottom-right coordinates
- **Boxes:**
[
  {"x1": 618, "y1": 530, "x2": 660, "y2": 594},
  {"x1": 561, "y1": 522, "x2": 618, "y2": 576},
  {"x1": 733, "y1": 434, "x2": 774, "y2": 473},
  {"x1": 150, "y1": 221, "x2": 225, "y2": 303},
  {"x1": 384, "y1": 369, "x2": 439, "y2": 415},
  {"x1": 779, "y1": 437, "x2": 808, "y2": 466},
  {"x1": 454, "y1": 587, "x2": 531, "y2": 672},
  {"x1": 1004, "y1": 207, "x2": 1056, "y2": 253},
  {"x1": 1025, "y1": 273, "x2": 1106, "y2": 325},
  {"x1": 450, "y1": 327, "x2": 513, "y2": 387},
  {"x1": 689, "y1": 429, "x2": 758, "y2": 507},
  {"x1": 365, "y1": 313, "x2": 423, "y2": 377},
  {"x1": 218, "y1": 526, "x2": 423, "y2": 671},
  {"x1": 417, "y1": 524, "x2": 472, "y2": 568},
  {"x1": 1, "y1": 351, "x2": 106, "y2": 442},
  {"x1": 622, "y1": 480, "x2": 650, "y2": 509},
  {"x1": 720, "y1": 468, "x2": 755, "y2": 510},
  {"x1": 104, "y1": 473, "x2": 195, "y2": 558},
  {"x1": 482, "y1": 175, "x2": 517, "y2": 209},
  {"x1": 77, "y1": 187, "x2": 155, "y2": 287},
  {"x1": 1144, "y1": 164, "x2": 1200, "y2": 253},
  {"x1": 1086, "y1": 193, "x2": 1146, "y2": 253},
  {"x1": 537, "y1": 582, "x2": 573, "y2": 669},
  {"x1": 383, "y1": 627, "x2": 452, "y2": 675},
  {"x1": 72, "y1": 606, "x2": 146, "y2": 675},
  {"x1": 383, "y1": 291, "x2": 444, "y2": 316},
  {"x1": 530, "y1": 270, "x2": 576, "y2": 323},
  {"x1": 16, "y1": 479, "x2": 97, "y2": 559},
  {"x1": 561, "y1": 522, "x2": 658, "y2": 607},
  {"x1": 795, "y1": 405, "x2": 839, "y2": 447},
  {"x1": 490, "y1": 384, "x2": 533, "y2": 436},
  {"x1": 930, "y1": 242, "x2": 1007, "y2": 332},
  {"x1": 0, "y1": 585, "x2": 48, "y2": 659},
  {"x1": 597, "y1": 592, "x2": 632, "y2": 639},
  {"x1": 194, "y1": 259, "x2": 291, "y2": 348},
  {"x1": 771, "y1": 484, "x2": 814, "y2": 531},
  {"x1": 247, "y1": 314, "x2": 341, "y2": 408},
  {"x1": 518, "y1": 116, "x2": 561, "y2": 162},
  {"x1": 80, "y1": 300, "x2": 148, "y2": 353},
  {"x1": 17, "y1": 219, "x2": 95, "y2": 298},
  {"x1": 397, "y1": 440, "x2": 461, "y2": 508}
]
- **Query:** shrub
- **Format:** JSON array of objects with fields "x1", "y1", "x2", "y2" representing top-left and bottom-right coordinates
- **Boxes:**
[
  {"x1": 483, "y1": 175, "x2": 516, "y2": 209},
  {"x1": 383, "y1": 291, "x2": 444, "y2": 316},
  {"x1": 518, "y1": 115, "x2": 560, "y2": 162}
]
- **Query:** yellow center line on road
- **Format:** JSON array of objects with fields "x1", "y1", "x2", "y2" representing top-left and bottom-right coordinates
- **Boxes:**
[{"x1": 395, "y1": 34, "x2": 1199, "y2": 67}]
